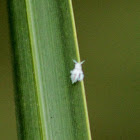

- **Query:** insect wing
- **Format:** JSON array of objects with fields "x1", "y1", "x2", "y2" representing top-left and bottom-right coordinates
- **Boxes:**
[
  {"x1": 78, "y1": 72, "x2": 84, "y2": 81},
  {"x1": 71, "y1": 70, "x2": 79, "y2": 84}
]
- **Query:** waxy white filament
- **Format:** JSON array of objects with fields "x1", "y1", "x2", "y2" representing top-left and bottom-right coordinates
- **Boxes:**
[{"x1": 70, "y1": 60, "x2": 85, "y2": 84}]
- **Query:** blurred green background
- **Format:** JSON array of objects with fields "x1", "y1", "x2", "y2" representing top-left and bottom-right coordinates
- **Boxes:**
[
  {"x1": 0, "y1": 0, "x2": 140, "y2": 139},
  {"x1": 0, "y1": 0, "x2": 17, "y2": 139}
]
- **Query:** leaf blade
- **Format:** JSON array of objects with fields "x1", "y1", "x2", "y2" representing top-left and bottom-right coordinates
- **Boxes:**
[{"x1": 8, "y1": 0, "x2": 91, "y2": 139}]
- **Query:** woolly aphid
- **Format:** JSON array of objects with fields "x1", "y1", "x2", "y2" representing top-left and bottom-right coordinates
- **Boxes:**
[{"x1": 70, "y1": 60, "x2": 85, "y2": 84}]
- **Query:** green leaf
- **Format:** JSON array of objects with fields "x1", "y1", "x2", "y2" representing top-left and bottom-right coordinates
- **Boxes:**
[{"x1": 8, "y1": 0, "x2": 91, "y2": 139}]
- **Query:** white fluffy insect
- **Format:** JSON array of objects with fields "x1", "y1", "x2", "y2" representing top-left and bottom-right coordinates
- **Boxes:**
[{"x1": 70, "y1": 60, "x2": 85, "y2": 84}]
